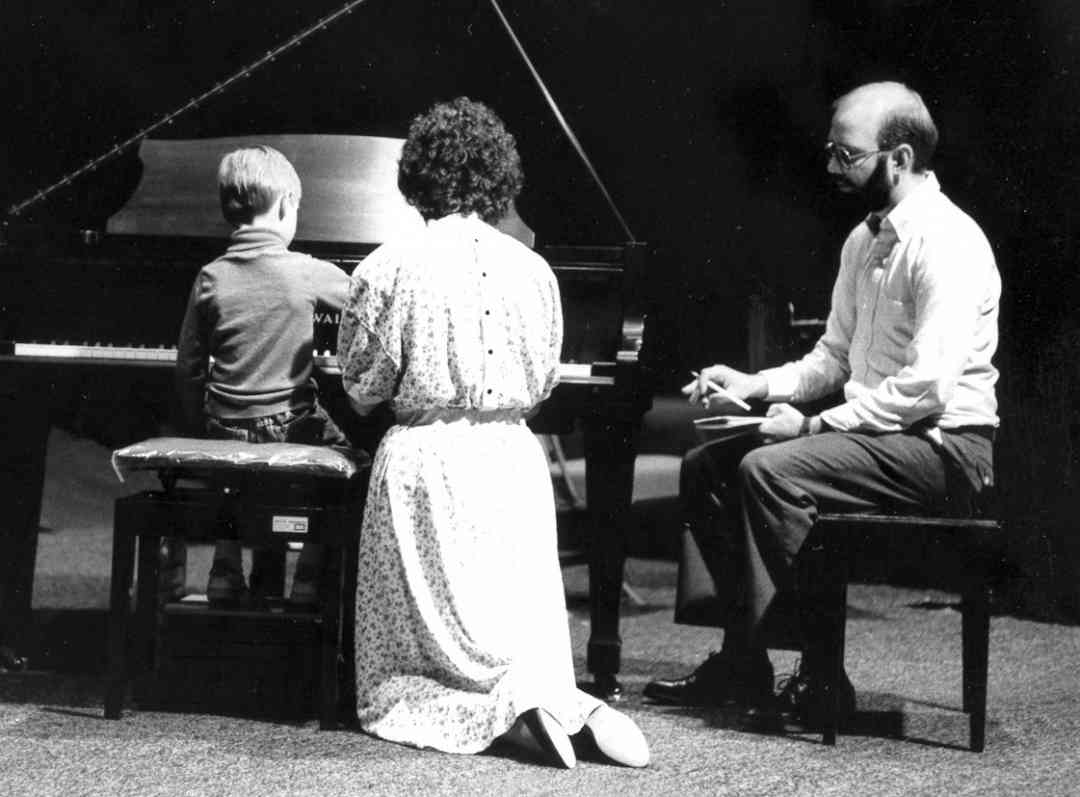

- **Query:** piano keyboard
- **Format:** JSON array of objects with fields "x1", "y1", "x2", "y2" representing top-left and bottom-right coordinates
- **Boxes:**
[
  {"x1": 7, "y1": 342, "x2": 179, "y2": 363},
  {"x1": 1, "y1": 342, "x2": 613, "y2": 385}
]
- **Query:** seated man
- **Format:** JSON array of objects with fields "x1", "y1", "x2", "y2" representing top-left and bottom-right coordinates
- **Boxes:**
[{"x1": 645, "y1": 81, "x2": 1000, "y2": 725}]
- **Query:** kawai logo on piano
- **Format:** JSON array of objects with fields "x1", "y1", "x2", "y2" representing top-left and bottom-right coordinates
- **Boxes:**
[{"x1": 313, "y1": 311, "x2": 340, "y2": 351}]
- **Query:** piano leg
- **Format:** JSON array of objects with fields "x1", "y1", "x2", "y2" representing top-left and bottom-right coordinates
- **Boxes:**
[
  {"x1": 581, "y1": 416, "x2": 638, "y2": 701},
  {"x1": 0, "y1": 372, "x2": 50, "y2": 671}
]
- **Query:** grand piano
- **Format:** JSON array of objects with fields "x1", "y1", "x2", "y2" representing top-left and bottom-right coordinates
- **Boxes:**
[{"x1": 0, "y1": 3, "x2": 652, "y2": 700}]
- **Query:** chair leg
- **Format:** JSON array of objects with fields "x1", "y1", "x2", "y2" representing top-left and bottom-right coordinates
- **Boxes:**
[{"x1": 962, "y1": 583, "x2": 990, "y2": 753}]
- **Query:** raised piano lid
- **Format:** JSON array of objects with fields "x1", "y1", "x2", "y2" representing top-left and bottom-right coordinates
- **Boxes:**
[
  {"x1": 106, "y1": 134, "x2": 425, "y2": 244},
  {"x1": 106, "y1": 133, "x2": 536, "y2": 248}
]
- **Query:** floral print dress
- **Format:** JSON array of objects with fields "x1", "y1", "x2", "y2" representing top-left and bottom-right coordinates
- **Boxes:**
[{"x1": 337, "y1": 213, "x2": 602, "y2": 754}]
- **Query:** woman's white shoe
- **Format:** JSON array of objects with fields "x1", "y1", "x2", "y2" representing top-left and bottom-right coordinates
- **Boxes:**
[{"x1": 581, "y1": 705, "x2": 650, "y2": 768}]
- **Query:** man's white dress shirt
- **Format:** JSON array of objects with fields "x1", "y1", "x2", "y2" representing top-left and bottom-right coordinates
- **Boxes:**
[{"x1": 763, "y1": 173, "x2": 1000, "y2": 433}]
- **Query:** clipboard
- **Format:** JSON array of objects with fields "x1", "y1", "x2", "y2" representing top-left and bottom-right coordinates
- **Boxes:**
[{"x1": 692, "y1": 415, "x2": 767, "y2": 442}]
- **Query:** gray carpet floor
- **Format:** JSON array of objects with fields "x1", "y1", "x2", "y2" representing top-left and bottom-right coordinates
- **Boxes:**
[{"x1": 2, "y1": 429, "x2": 1078, "y2": 796}]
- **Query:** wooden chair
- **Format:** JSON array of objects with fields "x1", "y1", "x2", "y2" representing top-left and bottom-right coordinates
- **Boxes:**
[{"x1": 809, "y1": 510, "x2": 1005, "y2": 752}]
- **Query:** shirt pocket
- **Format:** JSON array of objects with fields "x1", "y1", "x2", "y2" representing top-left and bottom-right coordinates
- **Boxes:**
[{"x1": 868, "y1": 297, "x2": 915, "y2": 373}]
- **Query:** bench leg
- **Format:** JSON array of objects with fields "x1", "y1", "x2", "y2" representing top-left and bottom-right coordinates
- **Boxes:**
[
  {"x1": 962, "y1": 584, "x2": 990, "y2": 752},
  {"x1": 339, "y1": 518, "x2": 360, "y2": 724},
  {"x1": 820, "y1": 577, "x2": 848, "y2": 746},
  {"x1": 961, "y1": 591, "x2": 975, "y2": 714},
  {"x1": 105, "y1": 503, "x2": 138, "y2": 719},
  {"x1": 318, "y1": 542, "x2": 344, "y2": 730},
  {"x1": 809, "y1": 527, "x2": 850, "y2": 747},
  {"x1": 135, "y1": 531, "x2": 163, "y2": 687}
]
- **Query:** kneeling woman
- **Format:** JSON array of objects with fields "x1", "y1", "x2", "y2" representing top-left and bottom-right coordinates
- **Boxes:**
[{"x1": 338, "y1": 97, "x2": 648, "y2": 769}]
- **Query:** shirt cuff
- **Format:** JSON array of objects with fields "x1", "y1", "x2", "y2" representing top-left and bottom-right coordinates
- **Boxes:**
[
  {"x1": 761, "y1": 364, "x2": 800, "y2": 403},
  {"x1": 819, "y1": 404, "x2": 858, "y2": 432}
]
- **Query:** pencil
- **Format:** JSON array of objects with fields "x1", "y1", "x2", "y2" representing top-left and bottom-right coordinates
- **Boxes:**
[{"x1": 690, "y1": 371, "x2": 752, "y2": 412}]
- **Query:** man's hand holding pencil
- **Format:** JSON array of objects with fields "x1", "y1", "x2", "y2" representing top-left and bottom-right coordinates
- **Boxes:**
[{"x1": 681, "y1": 364, "x2": 768, "y2": 413}]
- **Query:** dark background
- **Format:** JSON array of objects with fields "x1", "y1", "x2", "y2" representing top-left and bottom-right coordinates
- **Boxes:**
[{"x1": 3, "y1": 0, "x2": 1079, "y2": 616}]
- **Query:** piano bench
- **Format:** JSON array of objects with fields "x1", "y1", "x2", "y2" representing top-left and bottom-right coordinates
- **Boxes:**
[
  {"x1": 807, "y1": 511, "x2": 1005, "y2": 752},
  {"x1": 103, "y1": 437, "x2": 369, "y2": 729}
]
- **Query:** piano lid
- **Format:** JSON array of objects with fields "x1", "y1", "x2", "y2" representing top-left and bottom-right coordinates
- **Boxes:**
[{"x1": 106, "y1": 134, "x2": 425, "y2": 244}]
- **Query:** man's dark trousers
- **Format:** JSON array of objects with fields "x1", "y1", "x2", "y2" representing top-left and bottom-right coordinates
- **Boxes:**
[{"x1": 681, "y1": 427, "x2": 994, "y2": 651}]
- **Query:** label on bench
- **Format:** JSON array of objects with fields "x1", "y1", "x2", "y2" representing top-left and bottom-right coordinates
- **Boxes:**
[{"x1": 272, "y1": 515, "x2": 309, "y2": 534}]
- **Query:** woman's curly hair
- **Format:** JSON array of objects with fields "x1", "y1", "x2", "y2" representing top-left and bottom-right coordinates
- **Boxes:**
[{"x1": 397, "y1": 97, "x2": 524, "y2": 223}]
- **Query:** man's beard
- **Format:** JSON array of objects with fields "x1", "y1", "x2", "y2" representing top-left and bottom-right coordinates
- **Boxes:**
[
  {"x1": 855, "y1": 155, "x2": 892, "y2": 212},
  {"x1": 832, "y1": 155, "x2": 892, "y2": 213}
]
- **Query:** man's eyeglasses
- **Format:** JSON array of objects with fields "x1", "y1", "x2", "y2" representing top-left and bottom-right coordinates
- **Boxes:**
[{"x1": 824, "y1": 141, "x2": 889, "y2": 170}]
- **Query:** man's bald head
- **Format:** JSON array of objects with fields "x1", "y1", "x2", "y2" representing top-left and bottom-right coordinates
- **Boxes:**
[{"x1": 833, "y1": 82, "x2": 938, "y2": 172}]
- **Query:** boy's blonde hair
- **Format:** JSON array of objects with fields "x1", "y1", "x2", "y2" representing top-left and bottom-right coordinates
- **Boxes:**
[{"x1": 217, "y1": 145, "x2": 302, "y2": 226}]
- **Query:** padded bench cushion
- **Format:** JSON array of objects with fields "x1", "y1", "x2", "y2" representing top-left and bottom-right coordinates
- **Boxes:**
[{"x1": 112, "y1": 437, "x2": 364, "y2": 482}]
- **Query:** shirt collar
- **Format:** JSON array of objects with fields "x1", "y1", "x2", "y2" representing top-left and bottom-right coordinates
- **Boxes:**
[
  {"x1": 227, "y1": 225, "x2": 289, "y2": 254},
  {"x1": 875, "y1": 172, "x2": 941, "y2": 243},
  {"x1": 427, "y1": 212, "x2": 485, "y2": 232}
]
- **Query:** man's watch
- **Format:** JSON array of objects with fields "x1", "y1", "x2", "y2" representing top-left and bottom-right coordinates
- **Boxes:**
[{"x1": 799, "y1": 415, "x2": 828, "y2": 436}]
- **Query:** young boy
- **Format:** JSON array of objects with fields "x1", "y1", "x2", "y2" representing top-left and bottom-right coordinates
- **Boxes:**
[{"x1": 174, "y1": 144, "x2": 352, "y2": 604}]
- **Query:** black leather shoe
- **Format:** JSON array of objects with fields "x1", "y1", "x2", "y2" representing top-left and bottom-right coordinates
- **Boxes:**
[
  {"x1": 775, "y1": 659, "x2": 856, "y2": 727},
  {"x1": 644, "y1": 650, "x2": 774, "y2": 707}
]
